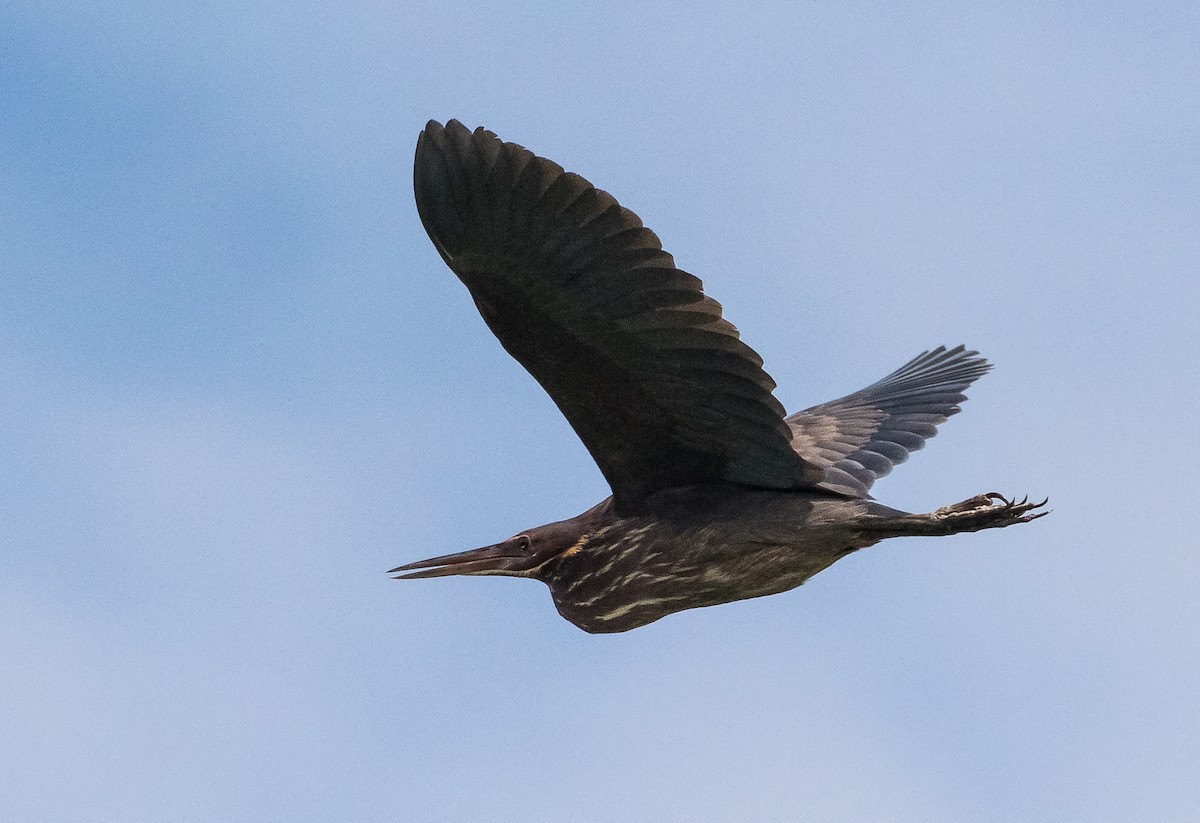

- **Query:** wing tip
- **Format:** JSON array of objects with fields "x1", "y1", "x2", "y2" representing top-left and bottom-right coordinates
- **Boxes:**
[{"x1": 882, "y1": 344, "x2": 993, "y2": 389}]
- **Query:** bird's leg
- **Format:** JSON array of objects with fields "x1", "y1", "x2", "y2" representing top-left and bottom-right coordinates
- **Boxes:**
[{"x1": 860, "y1": 493, "x2": 1049, "y2": 538}]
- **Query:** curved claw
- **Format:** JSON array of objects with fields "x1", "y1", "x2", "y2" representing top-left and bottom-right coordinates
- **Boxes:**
[
  {"x1": 1020, "y1": 497, "x2": 1051, "y2": 520},
  {"x1": 932, "y1": 491, "x2": 1051, "y2": 531},
  {"x1": 984, "y1": 493, "x2": 1047, "y2": 512}
]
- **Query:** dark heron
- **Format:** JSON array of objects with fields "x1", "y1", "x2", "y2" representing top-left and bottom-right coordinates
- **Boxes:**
[{"x1": 390, "y1": 119, "x2": 1047, "y2": 633}]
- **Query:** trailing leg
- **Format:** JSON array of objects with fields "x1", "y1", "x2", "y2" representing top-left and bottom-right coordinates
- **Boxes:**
[{"x1": 860, "y1": 493, "x2": 1048, "y2": 538}]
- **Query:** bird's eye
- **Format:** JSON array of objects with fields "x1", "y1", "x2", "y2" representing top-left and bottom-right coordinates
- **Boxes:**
[{"x1": 515, "y1": 535, "x2": 531, "y2": 551}]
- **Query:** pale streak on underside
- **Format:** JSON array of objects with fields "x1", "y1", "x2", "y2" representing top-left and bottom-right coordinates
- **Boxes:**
[{"x1": 590, "y1": 593, "x2": 693, "y2": 624}]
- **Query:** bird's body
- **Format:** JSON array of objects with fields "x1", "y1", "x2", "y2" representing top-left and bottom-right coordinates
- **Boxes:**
[
  {"x1": 541, "y1": 486, "x2": 874, "y2": 633},
  {"x1": 392, "y1": 119, "x2": 1046, "y2": 633}
]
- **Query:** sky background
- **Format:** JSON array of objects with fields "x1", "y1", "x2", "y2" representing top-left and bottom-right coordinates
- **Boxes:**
[{"x1": 2, "y1": 2, "x2": 1197, "y2": 821}]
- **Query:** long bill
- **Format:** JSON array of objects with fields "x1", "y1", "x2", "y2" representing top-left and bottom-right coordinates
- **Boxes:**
[{"x1": 388, "y1": 543, "x2": 529, "y2": 579}]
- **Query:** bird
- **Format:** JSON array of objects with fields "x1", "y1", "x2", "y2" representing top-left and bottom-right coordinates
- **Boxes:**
[{"x1": 390, "y1": 119, "x2": 1047, "y2": 634}]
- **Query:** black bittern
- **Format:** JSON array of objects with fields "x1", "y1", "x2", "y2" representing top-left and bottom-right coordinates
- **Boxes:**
[{"x1": 391, "y1": 119, "x2": 1046, "y2": 633}]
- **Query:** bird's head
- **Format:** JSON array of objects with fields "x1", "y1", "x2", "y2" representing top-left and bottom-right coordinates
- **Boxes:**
[{"x1": 388, "y1": 518, "x2": 591, "y2": 581}]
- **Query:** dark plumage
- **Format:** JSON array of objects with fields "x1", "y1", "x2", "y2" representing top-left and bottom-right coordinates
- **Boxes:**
[{"x1": 391, "y1": 119, "x2": 1046, "y2": 633}]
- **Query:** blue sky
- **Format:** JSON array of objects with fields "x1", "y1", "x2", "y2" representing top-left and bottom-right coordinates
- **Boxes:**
[{"x1": 2, "y1": 2, "x2": 1197, "y2": 821}]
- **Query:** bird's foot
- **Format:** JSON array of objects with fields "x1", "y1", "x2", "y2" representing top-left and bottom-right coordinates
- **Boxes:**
[{"x1": 931, "y1": 492, "x2": 1049, "y2": 533}]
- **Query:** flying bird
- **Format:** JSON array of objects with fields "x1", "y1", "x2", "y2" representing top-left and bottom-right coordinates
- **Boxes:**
[{"x1": 391, "y1": 119, "x2": 1046, "y2": 633}]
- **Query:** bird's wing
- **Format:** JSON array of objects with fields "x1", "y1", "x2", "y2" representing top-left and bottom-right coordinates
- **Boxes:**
[
  {"x1": 414, "y1": 120, "x2": 822, "y2": 509},
  {"x1": 786, "y1": 346, "x2": 991, "y2": 497}
]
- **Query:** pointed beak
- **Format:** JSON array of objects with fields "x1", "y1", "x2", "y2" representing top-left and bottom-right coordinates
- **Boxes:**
[{"x1": 388, "y1": 542, "x2": 531, "y2": 580}]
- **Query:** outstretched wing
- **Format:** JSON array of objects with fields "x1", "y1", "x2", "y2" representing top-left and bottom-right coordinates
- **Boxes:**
[
  {"x1": 414, "y1": 119, "x2": 822, "y2": 510},
  {"x1": 787, "y1": 346, "x2": 991, "y2": 497}
]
